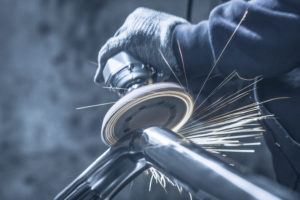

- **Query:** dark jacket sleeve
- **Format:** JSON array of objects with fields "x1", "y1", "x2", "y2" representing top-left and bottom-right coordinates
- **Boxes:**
[{"x1": 172, "y1": 0, "x2": 300, "y2": 79}]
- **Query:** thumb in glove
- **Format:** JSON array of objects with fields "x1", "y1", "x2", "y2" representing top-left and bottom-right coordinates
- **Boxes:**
[{"x1": 94, "y1": 7, "x2": 189, "y2": 83}]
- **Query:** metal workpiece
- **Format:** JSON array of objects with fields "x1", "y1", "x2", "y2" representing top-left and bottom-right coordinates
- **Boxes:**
[
  {"x1": 138, "y1": 127, "x2": 299, "y2": 200},
  {"x1": 55, "y1": 127, "x2": 300, "y2": 200},
  {"x1": 54, "y1": 143, "x2": 147, "y2": 200},
  {"x1": 103, "y1": 51, "x2": 155, "y2": 95}
]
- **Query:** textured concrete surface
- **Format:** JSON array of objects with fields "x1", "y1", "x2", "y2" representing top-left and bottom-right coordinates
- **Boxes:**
[{"x1": 0, "y1": 0, "x2": 274, "y2": 200}]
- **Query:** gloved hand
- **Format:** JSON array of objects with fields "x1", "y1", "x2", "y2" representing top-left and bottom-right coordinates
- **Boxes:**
[{"x1": 94, "y1": 7, "x2": 189, "y2": 83}]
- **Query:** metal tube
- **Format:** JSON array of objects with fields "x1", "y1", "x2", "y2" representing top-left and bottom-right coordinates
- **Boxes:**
[
  {"x1": 55, "y1": 127, "x2": 299, "y2": 200},
  {"x1": 138, "y1": 127, "x2": 299, "y2": 200},
  {"x1": 54, "y1": 145, "x2": 147, "y2": 200}
]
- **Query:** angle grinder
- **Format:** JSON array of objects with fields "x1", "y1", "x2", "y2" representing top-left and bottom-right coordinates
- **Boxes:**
[{"x1": 101, "y1": 52, "x2": 194, "y2": 146}]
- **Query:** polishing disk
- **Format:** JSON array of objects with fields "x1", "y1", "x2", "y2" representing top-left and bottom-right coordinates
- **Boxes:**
[{"x1": 101, "y1": 82, "x2": 194, "y2": 146}]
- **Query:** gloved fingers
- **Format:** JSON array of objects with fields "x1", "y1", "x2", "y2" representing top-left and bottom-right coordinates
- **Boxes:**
[
  {"x1": 94, "y1": 7, "x2": 187, "y2": 84},
  {"x1": 113, "y1": 23, "x2": 128, "y2": 37},
  {"x1": 128, "y1": 7, "x2": 160, "y2": 22},
  {"x1": 94, "y1": 33, "x2": 129, "y2": 83},
  {"x1": 113, "y1": 8, "x2": 147, "y2": 37},
  {"x1": 114, "y1": 7, "x2": 161, "y2": 38}
]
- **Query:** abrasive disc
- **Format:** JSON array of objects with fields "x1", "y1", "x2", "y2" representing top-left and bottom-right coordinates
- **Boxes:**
[{"x1": 101, "y1": 82, "x2": 194, "y2": 146}]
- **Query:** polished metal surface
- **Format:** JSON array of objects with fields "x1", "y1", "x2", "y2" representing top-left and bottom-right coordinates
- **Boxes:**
[{"x1": 55, "y1": 127, "x2": 299, "y2": 200}]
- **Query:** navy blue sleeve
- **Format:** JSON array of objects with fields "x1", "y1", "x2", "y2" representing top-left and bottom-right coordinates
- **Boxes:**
[{"x1": 173, "y1": 0, "x2": 300, "y2": 79}]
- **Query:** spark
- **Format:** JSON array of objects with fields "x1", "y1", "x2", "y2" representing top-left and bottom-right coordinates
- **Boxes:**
[
  {"x1": 75, "y1": 91, "x2": 160, "y2": 110},
  {"x1": 88, "y1": 60, "x2": 98, "y2": 66},
  {"x1": 193, "y1": 9, "x2": 249, "y2": 105},
  {"x1": 76, "y1": 101, "x2": 116, "y2": 110},
  {"x1": 158, "y1": 49, "x2": 184, "y2": 88},
  {"x1": 177, "y1": 39, "x2": 189, "y2": 90},
  {"x1": 194, "y1": 76, "x2": 262, "y2": 114},
  {"x1": 207, "y1": 149, "x2": 255, "y2": 153},
  {"x1": 147, "y1": 167, "x2": 191, "y2": 200}
]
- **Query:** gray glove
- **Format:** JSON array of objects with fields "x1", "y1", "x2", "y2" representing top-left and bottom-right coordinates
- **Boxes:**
[{"x1": 94, "y1": 7, "x2": 189, "y2": 83}]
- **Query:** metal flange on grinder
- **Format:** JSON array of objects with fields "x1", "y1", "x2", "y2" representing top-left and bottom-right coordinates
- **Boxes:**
[{"x1": 101, "y1": 51, "x2": 194, "y2": 146}]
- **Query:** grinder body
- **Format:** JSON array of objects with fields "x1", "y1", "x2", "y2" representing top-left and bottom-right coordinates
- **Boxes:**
[{"x1": 103, "y1": 51, "x2": 157, "y2": 95}]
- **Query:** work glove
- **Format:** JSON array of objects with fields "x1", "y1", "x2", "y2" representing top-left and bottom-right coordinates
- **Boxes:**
[{"x1": 94, "y1": 7, "x2": 189, "y2": 83}]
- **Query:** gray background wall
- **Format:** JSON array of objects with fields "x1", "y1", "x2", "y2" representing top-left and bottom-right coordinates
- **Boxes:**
[{"x1": 0, "y1": 0, "x2": 272, "y2": 200}]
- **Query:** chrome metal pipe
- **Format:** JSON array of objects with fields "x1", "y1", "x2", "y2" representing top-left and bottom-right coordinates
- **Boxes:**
[
  {"x1": 55, "y1": 127, "x2": 300, "y2": 200},
  {"x1": 54, "y1": 145, "x2": 147, "y2": 200},
  {"x1": 138, "y1": 127, "x2": 299, "y2": 200}
]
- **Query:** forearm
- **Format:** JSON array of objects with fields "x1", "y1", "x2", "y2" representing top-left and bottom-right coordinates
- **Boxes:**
[{"x1": 172, "y1": 0, "x2": 300, "y2": 79}]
